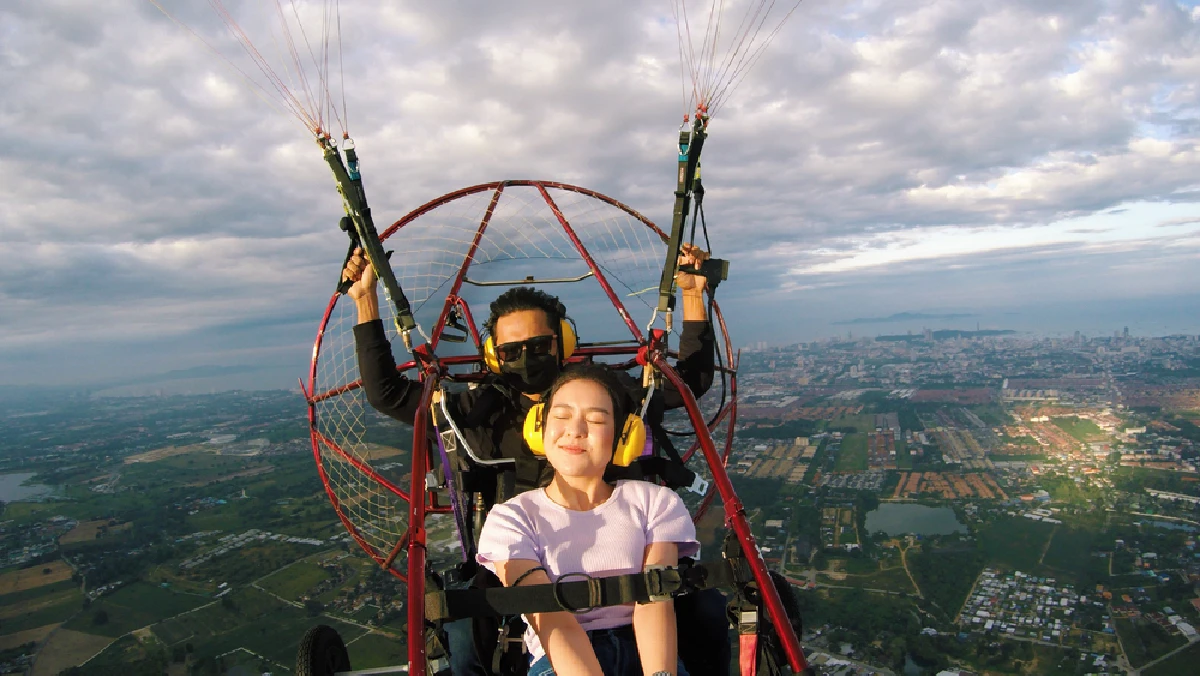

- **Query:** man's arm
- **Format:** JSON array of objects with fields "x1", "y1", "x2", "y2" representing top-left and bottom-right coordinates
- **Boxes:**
[
  {"x1": 345, "y1": 249, "x2": 421, "y2": 424},
  {"x1": 662, "y1": 244, "x2": 716, "y2": 409},
  {"x1": 494, "y1": 559, "x2": 604, "y2": 676},
  {"x1": 633, "y1": 541, "x2": 680, "y2": 675}
]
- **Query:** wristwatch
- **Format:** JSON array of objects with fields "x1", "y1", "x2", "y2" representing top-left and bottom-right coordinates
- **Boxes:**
[{"x1": 650, "y1": 672, "x2": 672, "y2": 676}]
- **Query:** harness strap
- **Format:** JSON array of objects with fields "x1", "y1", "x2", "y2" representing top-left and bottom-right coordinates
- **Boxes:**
[
  {"x1": 605, "y1": 455, "x2": 699, "y2": 491},
  {"x1": 426, "y1": 559, "x2": 737, "y2": 622}
]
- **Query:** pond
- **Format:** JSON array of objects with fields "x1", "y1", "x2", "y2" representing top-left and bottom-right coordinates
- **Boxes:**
[
  {"x1": 866, "y1": 503, "x2": 966, "y2": 537},
  {"x1": 0, "y1": 473, "x2": 57, "y2": 502}
]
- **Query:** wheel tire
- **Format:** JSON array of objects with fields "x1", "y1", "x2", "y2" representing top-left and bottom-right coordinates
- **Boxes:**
[{"x1": 296, "y1": 624, "x2": 351, "y2": 676}]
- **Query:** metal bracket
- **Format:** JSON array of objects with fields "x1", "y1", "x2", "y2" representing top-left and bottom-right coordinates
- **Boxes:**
[{"x1": 686, "y1": 473, "x2": 710, "y2": 496}]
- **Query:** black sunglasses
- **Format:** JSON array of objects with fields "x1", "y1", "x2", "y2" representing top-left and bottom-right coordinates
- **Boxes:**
[{"x1": 495, "y1": 335, "x2": 556, "y2": 363}]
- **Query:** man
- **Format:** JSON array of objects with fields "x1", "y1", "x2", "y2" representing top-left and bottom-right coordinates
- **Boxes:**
[
  {"x1": 341, "y1": 244, "x2": 727, "y2": 675},
  {"x1": 344, "y1": 245, "x2": 715, "y2": 502}
]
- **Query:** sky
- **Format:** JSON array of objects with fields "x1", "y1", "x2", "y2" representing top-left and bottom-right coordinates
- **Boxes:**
[{"x1": 2, "y1": 0, "x2": 1199, "y2": 392}]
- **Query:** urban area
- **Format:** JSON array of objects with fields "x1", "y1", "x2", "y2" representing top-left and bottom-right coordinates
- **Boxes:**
[{"x1": 2, "y1": 327, "x2": 1200, "y2": 675}]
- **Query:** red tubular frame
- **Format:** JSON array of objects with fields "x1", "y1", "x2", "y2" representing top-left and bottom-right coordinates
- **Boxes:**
[
  {"x1": 406, "y1": 373, "x2": 438, "y2": 673},
  {"x1": 306, "y1": 180, "x2": 800, "y2": 674},
  {"x1": 653, "y1": 356, "x2": 807, "y2": 673}
]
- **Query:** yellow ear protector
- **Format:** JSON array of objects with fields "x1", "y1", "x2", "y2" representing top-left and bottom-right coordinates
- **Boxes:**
[
  {"x1": 523, "y1": 404, "x2": 645, "y2": 468},
  {"x1": 483, "y1": 318, "x2": 577, "y2": 374}
]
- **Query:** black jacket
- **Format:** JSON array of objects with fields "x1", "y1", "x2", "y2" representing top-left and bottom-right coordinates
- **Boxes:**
[{"x1": 354, "y1": 319, "x2": 715, "y2": 501}]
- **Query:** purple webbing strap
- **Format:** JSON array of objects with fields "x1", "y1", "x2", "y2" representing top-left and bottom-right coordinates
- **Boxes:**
[{"x1": 431, "y1": 403, "x2": 470, "y2": 561}]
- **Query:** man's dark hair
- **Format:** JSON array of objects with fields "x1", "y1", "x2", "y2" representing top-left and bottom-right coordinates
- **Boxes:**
[{"x1": 483, "y1": 287, "x2": 566, "y2": 337}]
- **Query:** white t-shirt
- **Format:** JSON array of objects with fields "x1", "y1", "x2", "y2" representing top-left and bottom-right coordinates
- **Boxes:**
[{"x1": 476, "y1": 480, "x2": 700, "y2": 661}]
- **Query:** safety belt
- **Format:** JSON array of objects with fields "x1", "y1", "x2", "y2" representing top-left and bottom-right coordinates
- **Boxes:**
[{"x1": 424, "y1": 558, "x2": 738, "y2": 622}]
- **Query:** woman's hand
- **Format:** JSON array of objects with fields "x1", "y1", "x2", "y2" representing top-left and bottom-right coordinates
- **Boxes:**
[
  {"x1": 633, "y1": 542, "x2": 680, "y2": 675},
  {"x1": 495, "y1": 560, "x2": 604, "y2": 676}
]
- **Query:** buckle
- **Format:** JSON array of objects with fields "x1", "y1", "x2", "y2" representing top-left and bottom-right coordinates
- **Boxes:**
[
  {"x1": 643, "y1": 565, "x2": 682, "y2": 603},
  {"x1": 686, "y1": 473, "x2": 710, "y2": 496},
  {"x1": 553, "y1": 572, "x2": 601, "y2": 613}
]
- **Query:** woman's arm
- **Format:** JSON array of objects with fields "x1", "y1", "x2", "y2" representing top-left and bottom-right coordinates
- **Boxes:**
[
  {"x1": 633, "y1": 541, "x2": 680, "y2": 675},
  {"x1": 494, "y1": 559, "x2": 603, "y2": 676}
]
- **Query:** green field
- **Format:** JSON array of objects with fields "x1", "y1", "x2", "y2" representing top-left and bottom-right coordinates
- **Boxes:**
[
  {"x1": 0, "y1": 579, "x2": 77, "y2": 608},
  {"x1": 0, "y1": 585, "x2": 82, "y2": 635},
  {"x1": 347, "y1": 631, "x2": 408, "y2": 669},
  {"x1": 977, "y1": 516, "x2": 1055, "y2": 572},
  {"x1": 1051, "y1": 416, "x2": 1106, "y2": 442},
  {"x1": 258, "y1": 562, "x2": 331, "y2": 601},
  {"x1": 829, "y1": 414, "x2": 878, "y2": 434},
  {"x1": 894, "y1": 439, "x2": 913, "y2": 470},
  {"x1": 1143, "y1": 639, "x2": 1200, "y2": 676},
  {"x1": 63, "y1": 582, "x2": 208, "y2": 638},
  {"x1": 1041, "y1": 527, "x2": 1096, "y2": 574},
  {"x1": 1116, "y1": 618, "x2": 1189, "y2": 668},
  {"x1": 834, "y1": 434, "x2": 869, "y2": 472},
  {"x1": 832, "y1": 565, "x2": 917, "y2": 593},
  {"x1": 150, "y1": 587, "x2": 368, "y2": 666}
]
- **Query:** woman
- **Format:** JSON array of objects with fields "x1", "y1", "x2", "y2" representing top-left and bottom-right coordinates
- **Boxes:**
[{"x1": 476, "y1": 364, "x2": 697, "y2": 676}]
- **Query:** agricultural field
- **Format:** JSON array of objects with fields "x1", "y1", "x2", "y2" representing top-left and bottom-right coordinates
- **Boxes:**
[
  {"x1": 0, "y1": 560, "x2": 72, "y2": 594},
  {"x1": 120, "y1": 451, "x2": 275, "y2": 490},
  {"x1": 1051, "y1": 416, "x2": 1108, "y2": 443},
  {"x1": 258, "y1": 561, "x2": 331, "y2": 601},
  {"x1": 894, "y1": 439, "x2": 913, "y2": 470},
  {"x1": 828, "y1": 414, "x2": 879, "y2": 434},
  {"x1": 150, "y1": 587, "x2": 368, "y2": 667},
  {"x1": 27, "y1": 629, "x2": 114, "y2": 676},
  {"x1": 63, "y1": 582, "x2": 208, "y2": 638},
  {"x1": 1115, "y1": 617, "x2": 1189, "y2": 668},
  {"x1": 60, "y1": 519, "x2": 132, "y2": 545},
  {"x1": 1143, "y1": 640, "x2": 1200, "y2": 676},
  {"x1": 834, "y1": 433, "x2": 869, "y2": 472},
  {"x1": 976, "y1": 516, "x2": 1055, "y2": 573},
  {"x1": 346, "y1": 631, "x2": 408, "y2": 669},
  {"x1": 1041, "y1": 527, "x2": 1098, "y2": 575},
  {"x1": 0, "y1": 575, "x2": 82, "y2": 638}
]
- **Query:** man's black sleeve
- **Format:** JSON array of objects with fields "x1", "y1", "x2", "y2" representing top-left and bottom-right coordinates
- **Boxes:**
[
  {"x1": 661, "y1": 320, "x2": 716, "y2": 410},
  {"x1": 353, "y1": 319, "x2": 421, "y2": 425}
]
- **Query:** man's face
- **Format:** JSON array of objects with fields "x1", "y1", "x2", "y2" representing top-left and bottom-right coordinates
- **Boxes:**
[{"x1": 493, "y1": 309, "x2": 558, "y2": 361}]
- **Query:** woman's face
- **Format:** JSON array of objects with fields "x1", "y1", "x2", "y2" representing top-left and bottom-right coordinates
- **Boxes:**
[{"x1": 543, "y1": 379, "x2": 616, "y2": 479}]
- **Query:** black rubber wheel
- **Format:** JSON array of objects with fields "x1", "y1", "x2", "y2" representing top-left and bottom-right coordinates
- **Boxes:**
[{"x1": 296, "y1": 624, "x2": 351, "y2": 676}]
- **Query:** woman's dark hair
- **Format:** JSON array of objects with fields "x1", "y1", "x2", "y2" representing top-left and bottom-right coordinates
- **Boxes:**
[
  {"x1": 483, "y1": 287, "x2": 565, "y2": 337},
  {"x1": 543, "y1": 363, "x2": 634, "y2": 431}
]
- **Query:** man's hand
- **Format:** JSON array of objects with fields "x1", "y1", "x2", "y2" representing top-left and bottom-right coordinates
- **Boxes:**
[
  {"x1": 675, "y1": 243, "x2": 708, "y2": 296},
  {"x1": 342, "y1": 248, "x2": 380, "y2": 323},
  {"x1": 342, "y1": 247, "x2": 378, "y2": 301}
]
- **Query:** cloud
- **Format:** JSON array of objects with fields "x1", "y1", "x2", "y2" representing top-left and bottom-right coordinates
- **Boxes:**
[
  {"x1": 833, "y1": 312, "x2": 977, "y2": 326},
  {"x1": 3, "y1": 0, "x2": 1200, "y2": 386},
  {"x1": 1158, "y1": 216, "x2": 1200, "y2": 227}
]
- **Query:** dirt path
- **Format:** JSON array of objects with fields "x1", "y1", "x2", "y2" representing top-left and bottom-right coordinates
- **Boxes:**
[
  {"x1": 899, "y1": 543, "x2": 923, "y2": 599},
  {"x1": 1038, "y1": 524, "x2": 1059, "y2": 565}
]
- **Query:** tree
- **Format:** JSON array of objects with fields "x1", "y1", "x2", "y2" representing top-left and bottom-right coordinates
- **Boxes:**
[{"x1": 93, "y1": 609, "x2": 109, "y2": 625}]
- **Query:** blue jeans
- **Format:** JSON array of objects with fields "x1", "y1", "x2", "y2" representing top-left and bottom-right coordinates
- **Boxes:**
[
  {"x1": 527, "y1": 625, "x2": 690, "y2": 676},
  {"x1": 446, "y1": 617, "x2": 488, "y2": 676}
]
